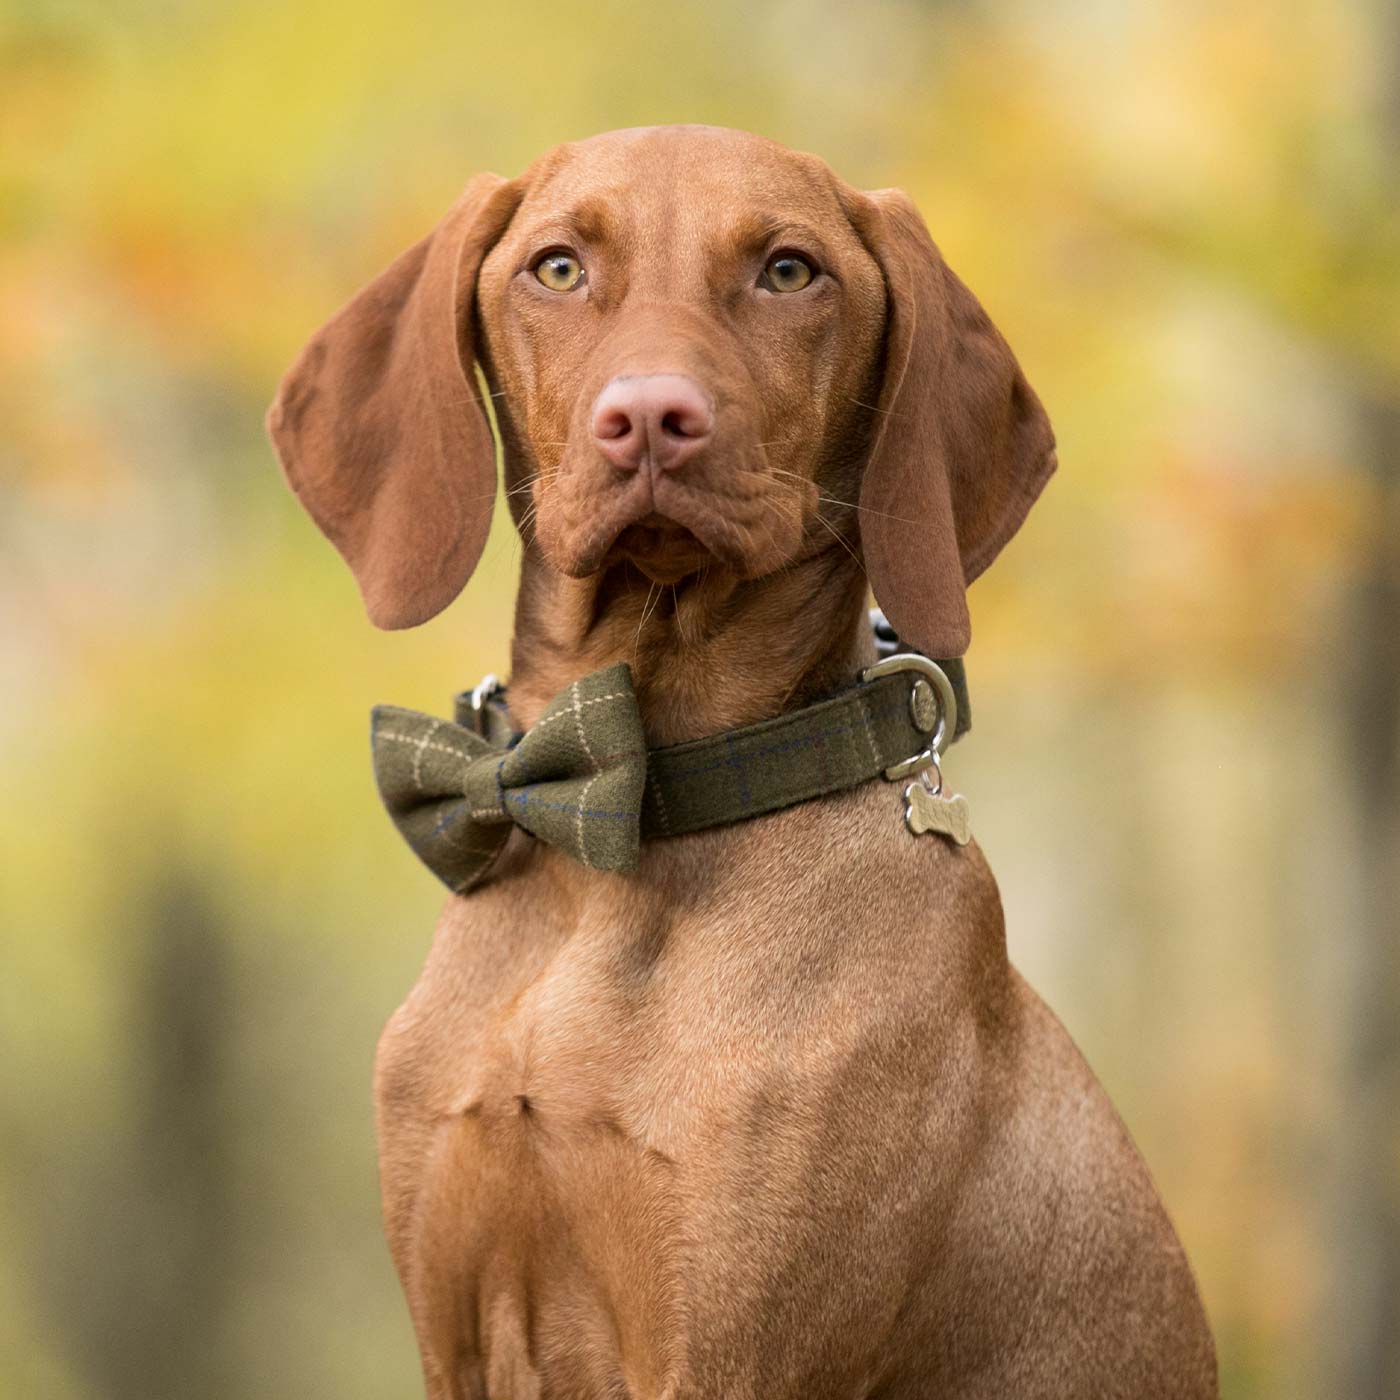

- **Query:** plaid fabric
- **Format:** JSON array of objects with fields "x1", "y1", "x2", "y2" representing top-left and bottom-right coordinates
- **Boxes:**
[
  {"x1": 371, "y1": 662, "x2": 646, "y2": 892},
  {"x1": 641, "y1": 670, "x2": 932, "y2": 838},
  {"x1": 373, "y1": 661, "x2": 951, "y2": 893}
]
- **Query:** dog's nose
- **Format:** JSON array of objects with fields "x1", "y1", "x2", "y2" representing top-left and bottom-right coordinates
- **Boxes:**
[{"x1": 591, "y1": 374, "x2": 714, "y2": 473}]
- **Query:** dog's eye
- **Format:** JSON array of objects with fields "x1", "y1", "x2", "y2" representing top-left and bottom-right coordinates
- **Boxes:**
[
  {"x1": 533, "y1": 251, "x2": 584, "y2": 292},
  {"x1": 762, "y1": 252, "x2": 815, "y2": 293}
]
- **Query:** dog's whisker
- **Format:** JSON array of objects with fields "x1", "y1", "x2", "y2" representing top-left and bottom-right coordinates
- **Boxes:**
[
  {"x1": 633, "y1": 581, "x2": 662, "y2": 657},
  {"x1": 844, "y1": 395, "x2": 904, "y2": 419},
  {"x1": 815, "y1": 495, "x2": 922, "y2": 526},
  {"x1": 812, "y1": 512, "x2": 865, "y2": 572},
  {"x1": 766, "y1": 474, "x2": 922, "y2": 529}
]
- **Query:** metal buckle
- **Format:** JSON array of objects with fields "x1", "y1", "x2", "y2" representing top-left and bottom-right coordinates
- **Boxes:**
[
  {"x1": 859, "y1": 652, "x2": 957, "y2": 780},
  {"x1": 468, "y1": 673, "x2": 503, "y2": 737}
]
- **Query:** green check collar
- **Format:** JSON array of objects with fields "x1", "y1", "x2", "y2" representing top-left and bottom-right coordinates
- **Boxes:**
[{"x1": 371, "y1": 622, "x2": 970, "y2": 894}]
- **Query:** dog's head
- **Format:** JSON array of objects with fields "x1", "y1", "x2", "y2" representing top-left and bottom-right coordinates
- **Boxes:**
[{"x1": 268, "y1": 125, "x2": 1055, "y2": 658}]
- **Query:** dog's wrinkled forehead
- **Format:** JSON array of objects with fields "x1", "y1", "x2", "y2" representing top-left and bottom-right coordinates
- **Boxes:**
[{"x1": 495, "y1": 125, "x2": 866, "y2": 279}]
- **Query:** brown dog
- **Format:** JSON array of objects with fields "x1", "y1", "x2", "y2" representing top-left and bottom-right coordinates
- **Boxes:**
[{"x1": 269, "y1": 126, "x2": 1217, "y2": 1399}]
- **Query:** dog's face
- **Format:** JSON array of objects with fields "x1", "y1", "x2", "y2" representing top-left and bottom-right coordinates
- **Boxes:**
[
  {"x1": 267, "y1": 125, "x2": 1056, "y2": 659},
  {"x1": 476, "y1": 128, "x2": 885, "y2": 586}
]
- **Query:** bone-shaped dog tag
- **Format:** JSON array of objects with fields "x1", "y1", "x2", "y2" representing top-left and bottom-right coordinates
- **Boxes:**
[{"x1": 904, "y1": 783, "x2": 973, "y2": 845}]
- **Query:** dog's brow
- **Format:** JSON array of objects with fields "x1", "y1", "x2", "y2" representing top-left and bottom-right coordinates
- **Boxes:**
[
  {"x1": 530, "y1": 196, "x2": 616, "y2": 246},
  {"x1": 724, "y1": 212, "x2": 829, "y2": 256}
]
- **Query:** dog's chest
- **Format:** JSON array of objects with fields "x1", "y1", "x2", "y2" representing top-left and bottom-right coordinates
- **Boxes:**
[{"x1": 376, "y1": 800, "x2": 988, "y2": 1395}]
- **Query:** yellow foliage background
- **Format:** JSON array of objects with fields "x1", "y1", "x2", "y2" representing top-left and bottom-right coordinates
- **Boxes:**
[{"x1": 3, "y1": 2, "x2": 1398, "y2": 1396}]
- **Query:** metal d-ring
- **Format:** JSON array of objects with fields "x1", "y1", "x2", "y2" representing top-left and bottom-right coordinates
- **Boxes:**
[{"x1": 859, "y1": 652, "x2": 958, "y2": 780}]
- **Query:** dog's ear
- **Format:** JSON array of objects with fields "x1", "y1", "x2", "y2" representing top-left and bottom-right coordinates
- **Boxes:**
[
  {"x1": 851, "y1": 188, "x2": 1056, "y2": 657},
  {"x1": 267, "y1": 173, "x2": 521, "y2": 629}
]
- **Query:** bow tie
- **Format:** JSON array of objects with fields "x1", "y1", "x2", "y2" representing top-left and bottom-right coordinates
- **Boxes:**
[{"x1": 371, "y1": 662, "x2": 646, "y2": 893}]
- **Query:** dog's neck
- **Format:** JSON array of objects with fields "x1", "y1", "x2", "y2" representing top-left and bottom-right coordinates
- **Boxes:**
[{"x1": 507, "y1": 542, "x2": 873, "y2": 746}]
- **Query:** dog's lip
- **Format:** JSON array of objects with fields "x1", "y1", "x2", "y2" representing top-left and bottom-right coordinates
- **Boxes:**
[
  {"x1": 613, "y1": 513, "x2": 704, "y2": 553},
  {"x1": 606, "y1": 512, "x2": 713, "y2": 582},
  {"x1": 545, "y1": 443, "x2": 773, "y2": 578}
]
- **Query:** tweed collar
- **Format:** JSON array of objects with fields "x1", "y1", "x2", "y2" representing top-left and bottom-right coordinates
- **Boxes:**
[{"x1": 370, "y1": 612, "x2": 970, "y2": 893}]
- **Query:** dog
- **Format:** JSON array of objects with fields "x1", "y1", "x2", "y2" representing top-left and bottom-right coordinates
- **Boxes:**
[{"x1": 268, "y1": 125, "x2": 1217, "y2": 1399}]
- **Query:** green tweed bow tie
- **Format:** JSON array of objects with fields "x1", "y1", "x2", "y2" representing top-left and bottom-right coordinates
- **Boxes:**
[{"x1": 371, "y1": 663, "x2": 647, "y2": 893}]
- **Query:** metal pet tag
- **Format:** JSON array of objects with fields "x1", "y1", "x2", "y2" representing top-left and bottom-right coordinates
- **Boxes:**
[{"x1": 904, "y1": 781, "x2": 973, "y2": 846}]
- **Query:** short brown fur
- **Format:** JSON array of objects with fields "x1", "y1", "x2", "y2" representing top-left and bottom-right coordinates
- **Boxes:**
[{"x1": 270, "y1": 125, "x2": 1216, "y2": 1398}]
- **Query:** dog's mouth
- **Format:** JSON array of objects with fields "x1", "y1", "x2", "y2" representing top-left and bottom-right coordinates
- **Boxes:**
[
  {"x1": 606, "y1": 514, "x2": 712, "y2": 584},
  {"x1": 534, "y1": 435, "x2": 812, "y2": 585}
]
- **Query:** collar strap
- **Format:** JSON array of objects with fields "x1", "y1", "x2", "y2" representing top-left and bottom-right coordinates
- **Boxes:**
[
  {"x1": 454, "y1": 632, "x2": 969, "y2": 848},
  {"x1": 637, "y1": 654, "x2": 960, "y2": 838}
]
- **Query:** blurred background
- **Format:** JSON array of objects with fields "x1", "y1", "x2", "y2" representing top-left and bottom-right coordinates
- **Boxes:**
[{"x1": 2, "y1": 0, "x2": 1398, "y2": 1395}]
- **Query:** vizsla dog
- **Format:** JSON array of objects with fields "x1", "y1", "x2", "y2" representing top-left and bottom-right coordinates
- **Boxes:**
[{"x1": 269, "y1": 126, "x2": 1217, "y2": 1398}]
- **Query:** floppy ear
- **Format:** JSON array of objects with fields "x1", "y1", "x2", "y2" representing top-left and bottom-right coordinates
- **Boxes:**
[
  {"x1": 853, "y1": 188, "x2": 1056, "y2": 658},
  {"x1": 266, "y1": 173, "x2": 521, "y2": 628}
]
